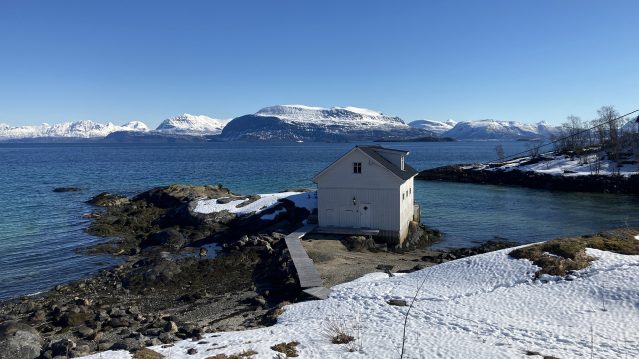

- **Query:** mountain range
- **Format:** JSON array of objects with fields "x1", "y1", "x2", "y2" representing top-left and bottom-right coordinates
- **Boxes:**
[{"x1": 0, "y1": 106, "x2": 567, "y2": 142}]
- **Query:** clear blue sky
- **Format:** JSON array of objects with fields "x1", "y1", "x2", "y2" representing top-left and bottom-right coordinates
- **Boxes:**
[{"x1": 1, "y1": 0, "x2": 637, "y2": 127}]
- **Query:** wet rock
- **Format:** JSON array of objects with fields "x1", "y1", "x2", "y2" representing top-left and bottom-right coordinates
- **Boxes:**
[
  {"x1": 53, "y1": 187, "x2": 82, "y2": 192},
  {"x1": 0, "y1": 321, "x2": 43, "y2": 359},
  {"x1": 199, "y1": 247, "x2": 208, "y2": 257},
  {"x1": 187, "y1": 348, "x2": 197, "y2": 355},
  {"x1": 87, "y1": 192, "x2": 130, "y2": 207}
]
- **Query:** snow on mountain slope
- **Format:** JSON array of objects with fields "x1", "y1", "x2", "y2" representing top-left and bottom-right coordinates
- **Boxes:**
[
  {"x1": 220, "y1": 105, "x2": 431, "y2": 141},
  {"x1": 155, "y1": 114, "x2": 225, "y2": 135},
  {"x1": 408, "y1": 119, "x2": 457, "y2": 134},
  {"x1": 444, "y1": 119, "x2": 561, "y2": 140},
  {"x1": 255, "y1": 105, "x2": 407, "y2": 128},
  {"x1": 81, "y1": 243, "x2": 639, "y2": 359},
  {"x1": 0, "y1": 120, "x2": 149, "y2": 140}
]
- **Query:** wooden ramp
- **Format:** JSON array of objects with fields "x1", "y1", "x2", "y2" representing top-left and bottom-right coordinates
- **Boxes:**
[{"x1": 284, "y1": 224, "x2": 331, "y2": 299}]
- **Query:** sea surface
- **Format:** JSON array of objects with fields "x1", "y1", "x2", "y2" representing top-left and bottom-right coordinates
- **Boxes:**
[{"x1": 1, "y1": 141, "x2": 638, "y2": 300}]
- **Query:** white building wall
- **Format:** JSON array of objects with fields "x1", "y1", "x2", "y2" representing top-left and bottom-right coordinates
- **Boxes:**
[
  {"x1": 398, "y1": 177, "x2": 415, "y2": 241},
  {"x1": 315, "y1": 148, "x2": 409, "y2": 242}
]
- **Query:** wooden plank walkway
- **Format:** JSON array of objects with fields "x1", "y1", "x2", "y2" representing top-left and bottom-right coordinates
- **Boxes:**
[{"x1": 284, "y1": 224, "x2": 331, "y2": 299}]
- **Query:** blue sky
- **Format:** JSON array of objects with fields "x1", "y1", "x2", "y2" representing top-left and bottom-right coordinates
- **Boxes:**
[{"x1": 1, "y1": 0, "x2": 637, "y2": 127}]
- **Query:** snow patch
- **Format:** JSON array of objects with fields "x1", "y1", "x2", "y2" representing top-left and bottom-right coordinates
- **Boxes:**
[
  {"x1": 194, "y1": 191, "x2": 317, "y2": 219},
  {"x1": 81, "y1": 244, "x2": 639, "y2": 358}
]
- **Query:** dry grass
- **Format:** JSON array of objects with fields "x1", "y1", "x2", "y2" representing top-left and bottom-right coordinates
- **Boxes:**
[
  {"x1": 270, "y1": 341, "x2": 299, "y2": 357},
  {"x1": 133, "y1": 348, "x2": 165, "y2": 359},
  {"x1": 510, "y1": 229, "x2": 639, "y2": 277},
  {"x1": 321, "y1": 320, "x2": 355, "y2": 344},
  {"x1": 205, "y1": 349, "x2": 258, "y2": 359}
]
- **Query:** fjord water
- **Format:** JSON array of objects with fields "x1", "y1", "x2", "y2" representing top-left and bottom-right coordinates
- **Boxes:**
[{"x1": 1, "y1": 141, "x2": 638, "y2": 300}]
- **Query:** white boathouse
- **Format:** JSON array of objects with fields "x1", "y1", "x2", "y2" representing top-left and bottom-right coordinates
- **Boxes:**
[{"x1": 312, "y1": 145, "x2": 420, "y2": 244}]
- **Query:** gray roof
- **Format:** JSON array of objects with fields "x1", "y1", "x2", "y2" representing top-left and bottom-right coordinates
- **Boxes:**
[{"x1": 357, "y1": 145, "x2": 418, "y2": 181}]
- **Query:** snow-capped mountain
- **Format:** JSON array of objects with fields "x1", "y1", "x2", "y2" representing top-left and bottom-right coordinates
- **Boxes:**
[
  {"x1": 443, "y1": 120, "x2": 561, "y2": 140},
  {"x1": 155, "y1": 114, "x2": 225, "y2": 135},
  {"x1": 0, "y1": 120, "x2": 149, "y2": 140},
  {"x1": 220, "y1": 105, "x2": 432, "y2": 141},
  {"x1": 409, "y1": 119, "x2": 457, "y2": 135}
]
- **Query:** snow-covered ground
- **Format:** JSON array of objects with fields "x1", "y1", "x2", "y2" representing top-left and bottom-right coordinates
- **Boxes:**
[
  {"x1": 80, "y1": 241, "x2": 639, "y2": 359},
  {"x1": 194, "y1": 191, "x2": 317, "y2": 219},
  {"x1": 483, "y1": 153, "x2": 639, "y2": 177}
]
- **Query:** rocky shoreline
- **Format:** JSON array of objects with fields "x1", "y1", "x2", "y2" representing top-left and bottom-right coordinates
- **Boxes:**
[
  {"x1": 0, "y1": 183, "x2": 509, "y2": 359},
  {"x1": 417, "y1": 164, "x2": 639, "y2": 194}
]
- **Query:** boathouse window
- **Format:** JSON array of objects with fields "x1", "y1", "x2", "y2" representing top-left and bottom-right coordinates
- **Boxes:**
[{"x1": 353, "y1": 162, "x2": 362, "y2": 174}]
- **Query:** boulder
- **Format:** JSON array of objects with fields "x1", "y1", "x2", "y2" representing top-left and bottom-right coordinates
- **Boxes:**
[
  {"x1": 87, "y1": 192, "x2": 130, "y2": 207},
  {"x1": 134, "y1": 184, "x2": 233, "y2": 208},
  {"x1": 0, "y1": 322, "x2": 43, "y2": 359},
  {"x1": 152, "y1": 228, "x2": 186, "y2": 250},
  {"x1": 50, "y1": 338, "x2": 75, "y2": 356},
  {"x1": 342, "y1": 236, "x2": 376, "y2": 252}
]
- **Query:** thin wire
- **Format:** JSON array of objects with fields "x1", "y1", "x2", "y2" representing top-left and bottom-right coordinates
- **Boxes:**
[{"x1": 497, "y1": 108, "x2": 639, "y2": 163}]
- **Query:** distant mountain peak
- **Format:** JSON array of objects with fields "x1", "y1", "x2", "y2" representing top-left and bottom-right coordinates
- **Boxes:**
[
  {"x1": 0, "y1": 120, "x2": 150, "y2": 140},
  {"x1": 155, "y1": 114, "x2": 225, "y2": 135}
]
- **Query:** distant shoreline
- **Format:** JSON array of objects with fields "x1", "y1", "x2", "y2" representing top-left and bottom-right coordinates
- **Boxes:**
[{"x1": 417, "y1": 162, "x2": 639, "y2": 194}]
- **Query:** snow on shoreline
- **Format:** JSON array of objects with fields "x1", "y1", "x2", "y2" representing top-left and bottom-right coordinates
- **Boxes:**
[
  {"x1": 80, "y1": 244, "x2": 639, "y2": 359},
  {"x1": 193, "y1": 191, "x2": 317, "y2": 217},
  {"x1": 482, "y1": 153, "x2": 639, "y2": 177}
]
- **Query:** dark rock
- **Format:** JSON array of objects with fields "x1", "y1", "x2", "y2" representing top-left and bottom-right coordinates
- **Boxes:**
[
  {"x1": 187, "y1": 348, "x2": 197, "y2": 355},
  {"x1": 148, "y1": 228, "x2": 186, "y2": 250},
  {"x1": 53, "y1": 187, "x2": 81, "y2": 192},
  {"x1": 134, "y1": 184, "x2": 233, "y2": 208},
  {"x1": 110, "y1": 338, "x2": 143, "y2": 351},
  {"x1": 76, "y1": 325, "x2": 94, "y2": 338},
  {"x1": 87, "y1": 192, "x2": 129, "y2": 207},
  {"x1": 199, "y1": 247, "x2": 208, "y2": 257},
  {"x1": 51, "y1": 338, "x2": 75, "y2": 356},
  {"x1": 387, "y1": 299, "x2": 408, "y2": 306},
  {"x1": 341, "y1": 236, "x2": 376, "y2": 252},
  {"x1": 57, "y1": 312, "x2": 91, "y2": 327},
  {"x1": 164, "y1": 321, "x2": 178, "y2": 333},
  {"x1": 0, "y1": 321, "x2": 43, "y2": 359}
]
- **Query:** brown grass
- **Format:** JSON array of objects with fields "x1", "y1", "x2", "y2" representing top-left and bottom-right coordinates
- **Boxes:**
[
  {"x1": 510, "y1": 229, "x2": 639, "y2": 277},
  {"x1": 321, "y1": 320, "x2": 355, "y2": 345},
  {"x1": 133, "y1": 348, "x2": 165, "y2": 359},
  {"x1": 205, "y1": 350, "x2": 258, "y2": 359},
  {"x1": 270, "y1": 341, "x2": 300, "y2": 357}
]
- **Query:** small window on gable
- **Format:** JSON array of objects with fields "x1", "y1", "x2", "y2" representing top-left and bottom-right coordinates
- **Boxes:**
[
  {"x1": 402, "y1": 193, "x2": 405, "y2": 200},
  {"x1": 353, "y1": 162, "x2": 362, "y2": 174},
  {"x1": 409, "y1": 187, "x2": 412, "y2": 194}
]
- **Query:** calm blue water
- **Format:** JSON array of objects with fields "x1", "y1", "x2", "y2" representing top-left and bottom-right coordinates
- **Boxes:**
[{"x1": 1, "y1": 141, "x2": 638, "y2": 300}]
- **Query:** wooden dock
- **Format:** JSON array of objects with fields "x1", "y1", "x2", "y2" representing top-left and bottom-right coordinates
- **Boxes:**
[{"x1": 284, "y1": 224, "x2": 331, "y2": 299}]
